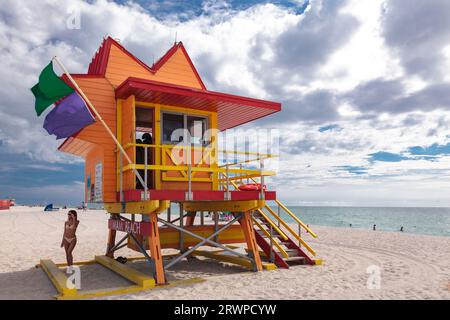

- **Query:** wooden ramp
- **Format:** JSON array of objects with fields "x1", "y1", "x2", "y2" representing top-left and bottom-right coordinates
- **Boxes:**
[{"x1": 38, "y1": 256, "x2": 204, "y2": 300}]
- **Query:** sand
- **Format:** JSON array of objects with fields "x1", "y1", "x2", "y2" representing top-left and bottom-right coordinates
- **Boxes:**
[{"x1": 0, "y1": 206, "x2": 449, "y2": 300}]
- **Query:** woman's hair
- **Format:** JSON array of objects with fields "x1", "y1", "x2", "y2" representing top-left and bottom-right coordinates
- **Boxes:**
[{"x1": 68, "y1": 210, "x2": 78, "y2": 220}]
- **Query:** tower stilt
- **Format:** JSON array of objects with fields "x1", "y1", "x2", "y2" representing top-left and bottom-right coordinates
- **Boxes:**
[
  {"x1": 147, "y1": 212, "x2": 165, "y2": 284},
  {"x1": 239, "y1": 211, "x2": 263, "y2": 271}
]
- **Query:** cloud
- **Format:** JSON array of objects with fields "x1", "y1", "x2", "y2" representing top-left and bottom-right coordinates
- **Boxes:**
[
  {"x1": 272, "y1": 0, "x2": 359, "y2": 79},
  {"x1": 381, "y1": 0, "x2": 450, "y2": 81},
  {"x1": 344, "y1": 79, "x2": 450, "y2": 114},
  {"x1": 1, "y1": 0, "x2": 450, "y2": 206}
]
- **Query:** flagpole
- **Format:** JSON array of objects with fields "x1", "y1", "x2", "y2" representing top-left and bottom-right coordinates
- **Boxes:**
[{"x1": 52, "y1": 56, "x2": 147, "y2": 192}]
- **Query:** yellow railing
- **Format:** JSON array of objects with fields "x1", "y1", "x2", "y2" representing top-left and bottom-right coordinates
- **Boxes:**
[
  {"x1": 220, "y1": 173, "x2": 317, "y2": 257},
  {"x1": 116, "y1": 143, "x2": 277, "y2": 200},
  {"x1": 275, "y1": 200, "x2": 317, "y2": 238},
  {"x1": 252, "y1": 218, "x2": 289, "y2": 258},
  {"x1": 248, "y1": 177, "x2": 317, "y2": 239},
  {"x1": 119, "y1": 143, "x2": 277, "y2": 178}
]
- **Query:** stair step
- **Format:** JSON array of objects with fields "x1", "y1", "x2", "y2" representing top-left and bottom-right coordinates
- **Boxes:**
[
  {"x1": 257, "y1": 231, "x2": 283, "y2": 239},
  {"x1": 285, "y1": 249, "x2": 299, "y2": 257},
  {"x1": 284, "y1": 256, "x2": 306, "y2": 264}
]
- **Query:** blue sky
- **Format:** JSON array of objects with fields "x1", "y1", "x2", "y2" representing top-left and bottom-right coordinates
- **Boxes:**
[
  {"x1": 113, "y1": 0, "x2": 309, "y2": 18},
  {"x1": 1, "y1": 0, "x2": 450, "y2": 206}
]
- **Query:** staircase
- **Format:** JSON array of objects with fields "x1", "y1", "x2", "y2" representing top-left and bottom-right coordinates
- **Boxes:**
[
  {"x1": 221, "y1": 175, "x2": 320, "y2": 268},
  {"x1": 252, "y1": 205, "x2": 317, "y2": 267}
]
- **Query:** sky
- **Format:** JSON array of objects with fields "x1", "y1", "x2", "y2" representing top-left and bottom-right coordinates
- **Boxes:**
[{"x1": 1, "y1": 0, "x2": 450, "y2": 206}]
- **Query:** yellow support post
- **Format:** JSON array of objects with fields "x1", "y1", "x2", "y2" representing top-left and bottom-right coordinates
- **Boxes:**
[{"x1": 154, "y1": 104, "x2": 161, "y2": 189}]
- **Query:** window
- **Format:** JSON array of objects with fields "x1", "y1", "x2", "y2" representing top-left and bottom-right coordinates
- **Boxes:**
[
  {"x1": 162, "y1": 113, "x2": 184, "y2": 144},
  {"x1": 135, "y1": 107, "x2": 153, "y2": 142},
  {"x1": 187, "y1": 116, "x2": 207, "y2": 145},
  {"x1": 162, "y1": 112, "x2": 208, "y2": 145}
]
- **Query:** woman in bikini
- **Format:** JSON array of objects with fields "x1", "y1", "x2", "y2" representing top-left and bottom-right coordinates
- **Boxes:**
[{"x1": 61, "y1": 210, "x2": 79, "y2": 266}]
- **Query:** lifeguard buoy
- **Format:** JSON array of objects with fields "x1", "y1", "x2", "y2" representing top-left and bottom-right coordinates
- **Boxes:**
[{"x1": 238, "y1": 183, "x2": 266, "y2": 191}]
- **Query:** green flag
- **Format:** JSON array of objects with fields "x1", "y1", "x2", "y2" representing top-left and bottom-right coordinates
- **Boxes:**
[{"x1": 30, "y1": 61, "x2": 74, "y2": 116}]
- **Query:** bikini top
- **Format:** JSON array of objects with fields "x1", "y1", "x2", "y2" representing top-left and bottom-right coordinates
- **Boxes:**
[{"x1": 65, "y1": 221, "x2": 77, "y2": 229}]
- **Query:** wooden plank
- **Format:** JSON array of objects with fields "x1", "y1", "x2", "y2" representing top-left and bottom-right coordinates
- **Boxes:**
[
  {"x1": 95, "y1": 255, "x2": 155, "y2": 288},
  {"x1": 40, "y1": 259, "x2": 77, "y2": 297},
  {"x1": 56, "y1": 277, "x2": 205, "y2": 300},
  {"x1": 105, "y1": 200, "x2": 169, "y2": 215},
  {"x1": 192, "y1": 250, "x2": 276, "y2": 271},
  {"x1": 182, "y1": 200, "x2": 264, "y2": 212}
]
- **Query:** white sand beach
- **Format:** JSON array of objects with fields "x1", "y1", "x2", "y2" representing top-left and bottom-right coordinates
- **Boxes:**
[{"x1": 0, "y1": 206, "x2": 449, "y2": 300}]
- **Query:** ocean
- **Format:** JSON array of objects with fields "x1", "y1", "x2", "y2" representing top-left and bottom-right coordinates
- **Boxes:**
[{"x1": 278, "y1": 206, "x2": 450, "y2": 237}]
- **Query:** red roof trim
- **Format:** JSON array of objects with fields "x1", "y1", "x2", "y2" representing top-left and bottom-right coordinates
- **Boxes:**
[
  {"x1": 116, "y1": 77, "x2": 281, "y2": 110},
  {"x1": 177, "y1": 42, "x2": 207, "y2": 90},
  {"x1": 151, "y1": 42, "x2": 180, "y2": 71},
  {"x1": 58, "y1": 135, "x2": 77, "y2": 151},
  {"x1": 222, "y1": 109, "x2": 280, "y2": 131},
  {"x1": 151, "y1": 42, "x2": 206, "y2": 90},
  {"x1": 87, "y1": 37, "x2": 206, "y2": 89}
]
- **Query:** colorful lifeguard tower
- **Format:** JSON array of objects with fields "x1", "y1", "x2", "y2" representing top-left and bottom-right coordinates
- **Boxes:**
[{"x1": 39, "y1": 37, "x2": 320, "y2": 299}]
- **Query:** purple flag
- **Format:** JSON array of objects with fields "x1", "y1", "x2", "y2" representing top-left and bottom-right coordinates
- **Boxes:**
[{"x1": 43, "y1": 92, "x2": 95, "y2": 139}]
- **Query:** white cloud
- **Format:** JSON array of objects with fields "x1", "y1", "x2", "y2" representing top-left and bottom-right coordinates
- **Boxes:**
[{"x1": 0, "y1": 0, "x2": 449, "y2": 205}]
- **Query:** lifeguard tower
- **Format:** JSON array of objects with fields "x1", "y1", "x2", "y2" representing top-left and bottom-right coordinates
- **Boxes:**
[{"x1": 40, "y1": 37, "x2": 320, "y2": 299}]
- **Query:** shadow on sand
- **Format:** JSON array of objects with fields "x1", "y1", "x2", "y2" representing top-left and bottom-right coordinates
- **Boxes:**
[{"x1": 0, "y1": 256, "x2": 249, "y2": 299}]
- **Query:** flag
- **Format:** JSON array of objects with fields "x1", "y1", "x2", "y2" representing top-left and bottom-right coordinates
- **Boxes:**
[
  {"x1": 31, "y1": 61, "x2": 74, "y2": 116},
  {"x1": 43, "y1": 92, "x2": 95, "y2": 139},
  {"x1": 31, "y1": 60, "x2": 96, "y2": 140}
]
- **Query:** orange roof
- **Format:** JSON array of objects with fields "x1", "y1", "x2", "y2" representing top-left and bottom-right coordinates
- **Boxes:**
[
  {"x1": 58, "y1": 37, "x2": 281, "y2": 156},
  {"x1": 87, "y1": 36, "x2": 206, "y2": 90}
]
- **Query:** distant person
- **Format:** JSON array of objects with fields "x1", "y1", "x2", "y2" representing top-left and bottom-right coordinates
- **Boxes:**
[
  {"x1": 61, "y1": 210, "x2": 79, "y2": 266},
  {"x1": 349, "y1": 223, "x2": 352, "y2": 227},
  {"x1": 400, "y1": 226, "x2": 404, "y2": 232},
  {"x1": 373, "y1": 224, "x2": 376, "y2": 231}
]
